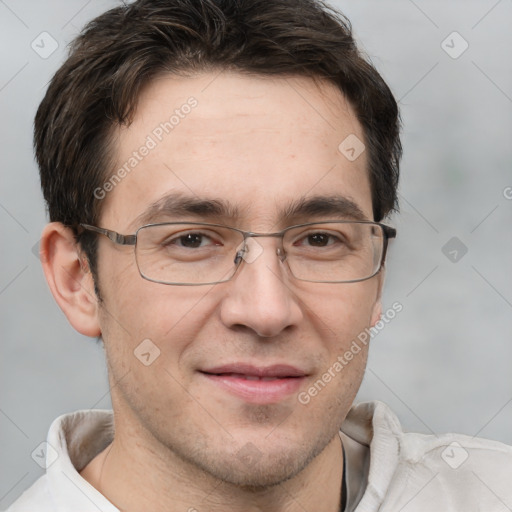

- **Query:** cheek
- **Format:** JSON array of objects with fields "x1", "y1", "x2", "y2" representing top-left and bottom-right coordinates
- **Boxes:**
[
  {"x1": 97, "y1": 252, "x2": 218, "y2": 372},
  {"x1": 304, "y1": 278, "x2": 380, "y2": 346},
  {"x1": 98, "y1": 282, "x2": 213, "y2": 421},
  {"x1": 297, "y1": 286, "x2": 374, "y2": 420}
]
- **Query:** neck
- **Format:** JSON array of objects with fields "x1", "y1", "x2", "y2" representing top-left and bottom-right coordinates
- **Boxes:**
[{"x1": 80, "y1": 423, "x2": 344, "y2": 512}]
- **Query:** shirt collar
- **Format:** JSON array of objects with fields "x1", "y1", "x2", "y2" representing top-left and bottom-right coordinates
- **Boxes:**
[
  {"x1": 341, "y1": 401, "x2": 401, "y2": 511},
  {"x1": 46, "y1": 409, "x2": 118, "y2": 512}
]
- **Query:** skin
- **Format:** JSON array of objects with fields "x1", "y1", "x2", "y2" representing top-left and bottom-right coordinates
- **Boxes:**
[{"x1": 41, "y1": 71, "x2": 384, "y2": 512}]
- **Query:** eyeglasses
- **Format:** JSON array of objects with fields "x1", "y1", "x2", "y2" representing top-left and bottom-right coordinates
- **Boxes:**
[{"x1": 79, "y1": 220, "x2": 396, "y2": 286}]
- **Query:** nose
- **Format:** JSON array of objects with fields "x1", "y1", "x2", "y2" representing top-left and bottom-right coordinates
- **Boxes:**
[{"x1": 219, "y1": 237, "x2": 303, "y2": 338}]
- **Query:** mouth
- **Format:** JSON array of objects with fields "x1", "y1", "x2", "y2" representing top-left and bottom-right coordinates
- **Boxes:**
[{"x1": 199, "y1": 364, "x2": 308, "y2": 404}]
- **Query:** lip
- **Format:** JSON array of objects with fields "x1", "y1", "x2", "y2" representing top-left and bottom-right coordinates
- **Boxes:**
[{"x1": 199, "y1": 363, "x2": 308, "y2": 404}]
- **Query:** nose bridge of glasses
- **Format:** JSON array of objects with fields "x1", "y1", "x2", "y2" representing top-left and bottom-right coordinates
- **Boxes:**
[{"x1": 235, "y1": 231, "x2": 286, "y2": 266}]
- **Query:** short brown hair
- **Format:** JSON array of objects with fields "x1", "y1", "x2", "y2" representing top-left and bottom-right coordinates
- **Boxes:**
[{"x1": 34, "y1": 0, "x2": 401, "y2": 282}]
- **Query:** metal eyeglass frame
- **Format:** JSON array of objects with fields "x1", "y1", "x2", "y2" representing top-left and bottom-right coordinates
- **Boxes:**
[{"x1": 78, "y1": 220, "x2": 397, "y2": 285}]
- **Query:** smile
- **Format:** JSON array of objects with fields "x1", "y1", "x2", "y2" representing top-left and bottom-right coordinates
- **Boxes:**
[{"x1": 199, "y1": 364, "x2": 308, "y2": 404}]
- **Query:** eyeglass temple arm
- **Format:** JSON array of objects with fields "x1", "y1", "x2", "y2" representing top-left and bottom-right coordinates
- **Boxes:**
[
  {"x1": 382, "y1": 225, "x2": 397, "y2": 240},
  {"x1": 379, "y1": 224, "x2": 396, "y2": 265},
  {"x1": 79, "y1": 224, "x2": 136, "y2": 246}
]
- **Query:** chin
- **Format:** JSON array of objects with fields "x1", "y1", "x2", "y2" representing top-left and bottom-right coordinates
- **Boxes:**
[
  {"x1": 178, "y1": 430, "x2": 331, "y2": 490},
  {"x1": 201, "y1": 450, "x2": 309, "y2": 489}
]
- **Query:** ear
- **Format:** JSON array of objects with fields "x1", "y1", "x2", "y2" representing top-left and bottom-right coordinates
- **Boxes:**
[
  {"x1": 40, "y1": 222, "x2": 101, "y2": 337},
  {"x1": 369, "y1": 266, "x2": 385, "y2": 327}
]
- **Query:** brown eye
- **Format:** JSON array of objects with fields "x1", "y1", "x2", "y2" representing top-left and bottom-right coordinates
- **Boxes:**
[
  {"x1": 306, "y1": 233, "x2": 332, "y2": 246},
  {"x1": 176, "y1": 233, "x2": 206, "y2": 248}
]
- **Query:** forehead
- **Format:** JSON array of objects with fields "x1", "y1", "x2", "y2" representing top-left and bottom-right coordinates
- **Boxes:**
[{"x1": 103, "y1": 71, "x2": 372, "y2": 230}]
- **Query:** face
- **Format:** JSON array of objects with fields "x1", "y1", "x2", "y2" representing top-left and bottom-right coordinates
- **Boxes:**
[{"x1": 94, "y1": 71, "x2": 383, "y2": 487}]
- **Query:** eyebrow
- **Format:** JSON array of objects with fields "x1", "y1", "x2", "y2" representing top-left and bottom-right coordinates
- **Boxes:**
[
  {"x1": 132, "y1": 193, "x2": 246, "y2": 227},
  {"x1": 131, "y1": 192, "x2": 369, "y2": 228},
  {"x1": 281, "y1": 195, "x2": 368, "y2": 223}
]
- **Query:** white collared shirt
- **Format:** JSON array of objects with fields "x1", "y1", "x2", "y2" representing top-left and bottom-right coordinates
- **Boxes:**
[{"x1": 5, "y1": 401, "x2": 512, "y2": 512}]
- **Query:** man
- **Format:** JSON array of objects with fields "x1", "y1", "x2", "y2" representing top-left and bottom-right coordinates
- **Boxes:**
[{"x1": 7, "y1": 0, "x2": 512, "y2": 511}]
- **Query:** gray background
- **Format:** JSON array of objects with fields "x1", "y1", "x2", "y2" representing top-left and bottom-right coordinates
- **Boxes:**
[{"x1": 1, "y1": 0, "x2": 511, "y2": 508}]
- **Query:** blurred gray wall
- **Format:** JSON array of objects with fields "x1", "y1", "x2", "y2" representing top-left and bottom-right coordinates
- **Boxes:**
[{"x1": 1, "y1": 0, "x2": 511, "y2": 508}]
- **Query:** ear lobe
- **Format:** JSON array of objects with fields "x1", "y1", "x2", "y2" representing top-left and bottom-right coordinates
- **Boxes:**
[{"x1": 40, "y1": 222, "x2": 101, "y2": 337}]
